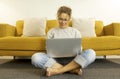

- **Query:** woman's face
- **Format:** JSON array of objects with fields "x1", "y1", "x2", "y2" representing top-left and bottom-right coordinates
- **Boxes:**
[{"x1": 58, "y1": 13, "x2": 70, "y2": 29}]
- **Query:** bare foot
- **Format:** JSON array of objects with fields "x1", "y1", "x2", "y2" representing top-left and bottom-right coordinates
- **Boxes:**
[
  {"x1": 46, "y1": 63, "x2": 63, "y2": 76},
  {"x1": 70, "y1": 68, "x2": 82, "y2": 75},
  {"x1": 46, "y1": 68, "x2": 62, "y2": 76}
]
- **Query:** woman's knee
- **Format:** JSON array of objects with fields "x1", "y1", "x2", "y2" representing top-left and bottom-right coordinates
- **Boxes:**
[
  {"x1": 84, "y1": 49, "x2": 96, "y2": 56},
  {"x1": 74, "y1": 49, "x2": 96, "y2": 68},
  {"x1": 83, "y1": 49, "x2": 96, "y2": 62},
  {"x1": 31, "y1": 52, "x2": 48, "y2": 68}
]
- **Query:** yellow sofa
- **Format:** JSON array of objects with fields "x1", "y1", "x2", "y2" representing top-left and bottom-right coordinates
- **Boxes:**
[{"x1": 0, "y1": 20, "x2": 120, "y2": 56}]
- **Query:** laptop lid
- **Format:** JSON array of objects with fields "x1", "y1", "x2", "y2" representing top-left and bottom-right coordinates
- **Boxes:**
[{"x1": 46, "y1": 38, "x2": 81, "y2": 58}]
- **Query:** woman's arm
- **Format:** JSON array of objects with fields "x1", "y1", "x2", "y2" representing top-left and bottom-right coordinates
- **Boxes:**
[
  {"x1": 47, "y1": 29, "x2": 54, "y2": 39},
  {"x1": 75, "y1": 29, "x2": 82, "y2": 38},
  {"x1": 75, "y1": 29, "x2": 83, "y2": 54}
]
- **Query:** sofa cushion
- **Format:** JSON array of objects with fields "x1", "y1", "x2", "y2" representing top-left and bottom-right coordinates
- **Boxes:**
[
  {"x1": 0, "y1": 37, "x2": 46, "y2": 51},
  {"x1": 0, "y1": 36, "x2": 119, "y2": 51},
  {"x1": 16, "y1": 20, "x2": 24, "y2": 36},
  {"x1": 16, "y1": 20, "x2": 104, "y2": 36},
  {"x1": 23, "y1": 17, "x2": 46, "y2": 37},
  {"x1": 72, "y1": 18, "x2": 96, "y2": 37},
  {"x1": 82, "y1": 36, "x2": 120, "y2": 50}
]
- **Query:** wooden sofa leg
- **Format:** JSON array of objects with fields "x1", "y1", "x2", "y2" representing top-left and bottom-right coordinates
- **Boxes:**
[
  {"x1": 13, "y1": 56, "x2": 16, "y2": 59},
  {"x1": 104, "y1": 56, "x2": 106, "y2": 59}
]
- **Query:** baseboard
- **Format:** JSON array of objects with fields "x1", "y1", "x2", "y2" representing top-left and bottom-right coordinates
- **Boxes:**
[
  {"x1": 0, "y1": 55, "x2": 120, "y2": 59},
  {"x1": 106, "y1": 55, "x2": 120, "y2": 59}
]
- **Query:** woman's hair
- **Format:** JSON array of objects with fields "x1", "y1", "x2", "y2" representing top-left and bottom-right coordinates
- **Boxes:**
[{"x1": 57, "y1": 6, "x2": 72, "y2": 18}]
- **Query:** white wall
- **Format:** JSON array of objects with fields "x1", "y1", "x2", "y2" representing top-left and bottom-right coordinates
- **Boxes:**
[{"x1": 0, "y1": 0, "x2": 120, "y2": 25}]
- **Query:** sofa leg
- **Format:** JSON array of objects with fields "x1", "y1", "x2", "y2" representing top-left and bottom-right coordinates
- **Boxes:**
[
  {"x1": 13, "y1": 56, "x2": 16, "y2": 59},
  {"x1": 104, "y1": 56, "x2": 106, "y2": 59}
]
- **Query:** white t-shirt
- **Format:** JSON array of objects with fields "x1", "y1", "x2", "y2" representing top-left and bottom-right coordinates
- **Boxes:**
[
  {"x1": 47, "y1": 27, "x2": 81, "y2": 39},
  {"x1": 47, "y1": 26, "x2": 82, "y2": 55}
]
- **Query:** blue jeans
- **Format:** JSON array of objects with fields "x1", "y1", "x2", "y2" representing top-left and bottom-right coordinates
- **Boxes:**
[{"x1": 31, "y1": 49, "x2": 96, "y2": 69}]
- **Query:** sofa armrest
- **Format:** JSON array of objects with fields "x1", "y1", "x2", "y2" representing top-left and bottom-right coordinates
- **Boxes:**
[
  {"x1": 0, "y1": 24, "x2": 15, "y2": 37},
  {"x1": 104, "y1": 23, "x2": 120, "y2": 36}
]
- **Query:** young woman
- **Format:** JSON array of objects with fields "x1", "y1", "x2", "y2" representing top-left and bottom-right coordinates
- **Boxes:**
[{"x1": 31, "y1": 6, "x2": 96, "y2": 76}]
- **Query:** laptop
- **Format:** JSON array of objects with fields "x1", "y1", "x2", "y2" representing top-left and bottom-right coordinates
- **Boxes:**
[{"x1": 46, "y1": 38, "x2": 82, "y2": 58}]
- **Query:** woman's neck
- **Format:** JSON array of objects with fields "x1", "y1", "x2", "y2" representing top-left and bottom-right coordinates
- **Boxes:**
[{"x1": 59, "y1": 26, "x2": 69, "y2": 29}]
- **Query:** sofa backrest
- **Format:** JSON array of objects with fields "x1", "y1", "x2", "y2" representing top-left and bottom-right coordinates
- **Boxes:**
[{"x1": 16, "y1": 20, "x2": 104, "y2": 36}]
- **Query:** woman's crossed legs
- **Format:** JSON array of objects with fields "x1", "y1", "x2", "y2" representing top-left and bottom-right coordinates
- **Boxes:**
[{"x1": 31, "y1": 49, "x2": 96, "y2": 76}]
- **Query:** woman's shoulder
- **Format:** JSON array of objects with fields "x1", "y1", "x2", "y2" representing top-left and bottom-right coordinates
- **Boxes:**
[
  {"x1": 69, "y1": 27, "x2": 81, "y2": 38},
  {"x1": 47, "y1": 27, "x2": 59, "y2": 39},
  {"x1": 48, "y1": 27, "x2": 58, "y2": 33}
]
